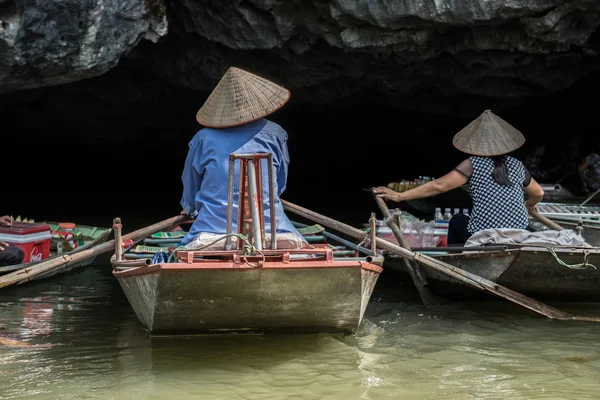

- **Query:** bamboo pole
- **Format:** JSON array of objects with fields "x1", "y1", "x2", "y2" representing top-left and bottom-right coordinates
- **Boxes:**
[
  {"x1": 114, "y1": 217, "x2": 123, "y2": 261},
  {"x1": 282, "y1": 199, "x2": 600, "y2": 322},
  {"x1": 369, "y1": 212, "x2": 377, "y2": 256},
  {"x1": 0, "y1": 215, "x2": 191, "y2": 289},
  {"x1": 368, "y1": 190, "x2": 440, "y2": 311}
]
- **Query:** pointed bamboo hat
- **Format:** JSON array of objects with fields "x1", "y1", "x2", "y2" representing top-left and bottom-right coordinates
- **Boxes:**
[
  {"x1": 452, "y1": 109, "x2": 526, "y2": 156},
  {"x1": 196, "y1": 67, "x2": 291, "y2": 128}
]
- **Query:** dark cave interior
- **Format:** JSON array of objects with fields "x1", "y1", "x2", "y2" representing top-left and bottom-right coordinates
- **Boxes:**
[{"x1": 1, "y1": 59, "x2": 599, "y2": 231}]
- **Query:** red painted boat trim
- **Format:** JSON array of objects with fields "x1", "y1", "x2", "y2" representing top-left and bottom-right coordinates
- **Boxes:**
[
  {"x1": 361, "y1": 263, "x2": 383, "y2": 273},
  {"x1": 113, "y1": 260, "x2": 382, "y2": 278}
]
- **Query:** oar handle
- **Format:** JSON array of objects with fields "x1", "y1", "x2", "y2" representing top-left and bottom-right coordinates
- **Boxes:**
[{"x1": 529, "y1": 209, "x2": 564, "y2": 231}]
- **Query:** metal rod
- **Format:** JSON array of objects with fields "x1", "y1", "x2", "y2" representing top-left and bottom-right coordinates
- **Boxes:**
[
  {"x1": 535, "y1": 215, "x2": 599, "y2": 226},
  {"x1": 334, "y1": 250, "x2": 358, "y2": 257},
  {"x1": 408, "y1": 245, "x2": 508, "y2": 252},
  {"x1": 365, "y1": 255, "x2": 385, "y2": 266},
  {"x1": 225, "y1": 155, "x2": 235, "y2": 250},
  {"x1": 267, "y1": 153, "x2": 277, "y2": 250},
  {"x1": 580, "y1": 187, "x2": 600, "y2": 206},
  {"x1": 304, "y1": 235, "x2": 326, "y2": 242},
  {"x1": 112, "y1": 258, "x2": 152, "y2": 268},
  {"x1": 291, "y1": 221, "x2": 374, "y2": 256},
  {"x1": 247, "y1": 160, "x2": 263, "y2": 250}
]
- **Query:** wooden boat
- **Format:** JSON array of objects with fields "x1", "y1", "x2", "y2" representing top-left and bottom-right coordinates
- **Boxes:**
[
  {"x1": 111, "y1": 153, "x2": 383, "y2": 335},
  {"x1": 384, "y1": 244, "x2": 600, "y2": 301},
  {"x1": 0, "y1": 221, "x2": 112, "y2": 281}
]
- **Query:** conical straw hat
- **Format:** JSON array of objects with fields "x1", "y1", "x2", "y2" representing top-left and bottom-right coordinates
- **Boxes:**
[
  {"x1": 452, "y1": 109, "x2": 526, "y2": 156},
  {"x1": 196, "y1": 67, "x2": 291, "y2": 128}
]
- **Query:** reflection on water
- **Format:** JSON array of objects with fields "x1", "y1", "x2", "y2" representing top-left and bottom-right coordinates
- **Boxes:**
[{"x1": 1, "y1": 257, "x2": 600, "y2": 399}]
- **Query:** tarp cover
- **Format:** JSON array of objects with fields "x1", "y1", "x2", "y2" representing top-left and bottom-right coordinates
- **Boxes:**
[{"x1": 465, "y1": 228, "x2": 590, "y2": 247}]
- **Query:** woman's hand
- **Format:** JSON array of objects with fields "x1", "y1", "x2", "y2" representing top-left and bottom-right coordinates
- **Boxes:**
[
  {"x1": 0, "y1": 216, "x2": 12, "y2": 227},
  {"x1": 372, "y1": 186, "x2": 401, "y2": 202},
  {"x1": 525, "y1": 201, "x2": 539, "y2": 213}
]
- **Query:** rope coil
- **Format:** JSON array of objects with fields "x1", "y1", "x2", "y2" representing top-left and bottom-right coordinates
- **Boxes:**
[
  {"x1": 546, "y1": 247, "x2": 597, "y2": 270},
  {"x1": 167, "y1": 233, "x2": 265, "y2": 267}
]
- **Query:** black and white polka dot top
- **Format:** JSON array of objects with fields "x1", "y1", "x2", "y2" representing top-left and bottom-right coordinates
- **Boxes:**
[{"x1": 467, "y1": 156, "x2": 529, "y2": 234}]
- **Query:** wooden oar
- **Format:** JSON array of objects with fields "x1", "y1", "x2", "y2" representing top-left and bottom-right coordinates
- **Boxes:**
[
  {"x1": 282, "y1": 199, "x2": 600, "y2": 322},
  {"x1": 365, "y1": 188, "x2": 441, "y2": 311},
  {"x1": 0, "y1": 215, "x2": 192, "y2": 289},
  {"x1": 529, "y1": 209, "x2": 565, "y2": 231}
]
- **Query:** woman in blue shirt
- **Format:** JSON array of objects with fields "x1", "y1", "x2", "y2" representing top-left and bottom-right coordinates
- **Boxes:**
[{"x1": 180, "y1": 67, "x2": 306, "y2": 249}]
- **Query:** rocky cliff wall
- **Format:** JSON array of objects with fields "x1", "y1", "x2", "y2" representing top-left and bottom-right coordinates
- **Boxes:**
[{"x1": 1, "y1": 0, "x2": 599, "y2": 114}]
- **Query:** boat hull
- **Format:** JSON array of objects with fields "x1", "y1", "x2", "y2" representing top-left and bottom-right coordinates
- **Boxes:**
[
  {"x1": 387, "y1": 246, "x2": 600, "y2": 300},
  {"x1": 0, "y1": 222, "x2": 112, "y2": 280},
  {"x1": 114, "y1": 261, "x2": 381, "y2": 335}
]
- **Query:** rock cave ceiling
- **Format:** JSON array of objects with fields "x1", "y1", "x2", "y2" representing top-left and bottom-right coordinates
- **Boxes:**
[
  {"x1": 2, "y1": 0, "x2": 600, "y2": 221},
  {"x1": 0, "y1": 0, "x2": 599, "y2": 120}
]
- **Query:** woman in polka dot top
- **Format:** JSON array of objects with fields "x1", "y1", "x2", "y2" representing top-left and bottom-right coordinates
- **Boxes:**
[{"x1": 373, "y1": 110, "x2": 544, "y2": 245}]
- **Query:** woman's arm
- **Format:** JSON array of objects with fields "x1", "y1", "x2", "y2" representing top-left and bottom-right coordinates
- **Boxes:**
[
  {"x1": 180, "y1": 142, "x2": 202, "y2": 218},
  {"x1": 373, "y1": 170, "x2": 468, "y2": 202},
  {"x1": 524, "y1": 178, "x2": 544, "y2": 211}
]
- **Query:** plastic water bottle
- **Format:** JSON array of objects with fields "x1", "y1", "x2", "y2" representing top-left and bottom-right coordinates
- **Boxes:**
[
  {"x1": 434, "y1": 207, "x2": 443, "y2": 223},
  {"x1": 453, "y1": 208, "x2": 460, "y2": 215},
  {"x1": 443, "y1": 208, "x2": 452, "y2": 222},
  {"x1": 462, "y1": 208, "x2": 470, "y2": 217}
]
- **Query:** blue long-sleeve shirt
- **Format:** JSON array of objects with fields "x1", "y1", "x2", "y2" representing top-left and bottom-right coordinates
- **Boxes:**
[{"x1": 180, "y1": 118, "x2": 302, "y2": 245}]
